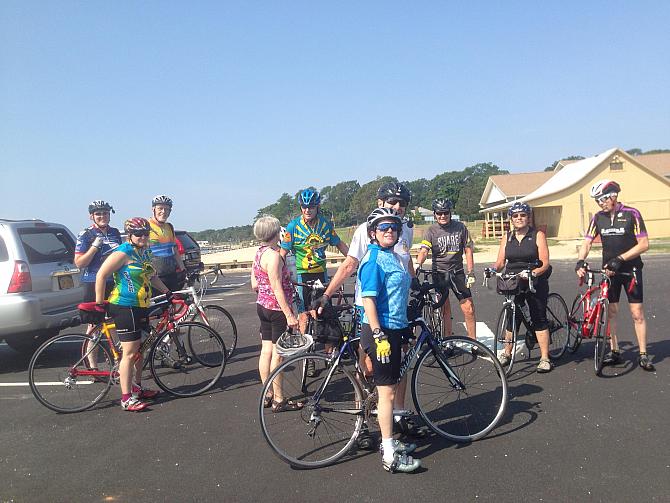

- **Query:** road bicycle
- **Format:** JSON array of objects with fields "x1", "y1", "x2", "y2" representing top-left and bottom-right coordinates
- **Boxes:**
[
  {"x1": 259, "y1": 283, "x2": 508, "y2": 469},
  {"x1": 171, "y1": 273, "x2": 238, "y2": 358},
  {"x1": 484, "y1": 262, "x2": 569, "y2": 376},
  {"x1": 567, "y1": 265, "x2": 636, "y2": 376},
  {"x1": 28, "y1": 297, "x2": 227, "y2": 413}
]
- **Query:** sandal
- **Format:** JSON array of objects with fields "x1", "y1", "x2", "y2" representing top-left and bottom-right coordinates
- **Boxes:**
[
  {"x1": 263, "y1": 391, "x2": 274, "y2": 409},
  {"x1": 272, "y1": 398, "x2": 305, "y2": 413}
]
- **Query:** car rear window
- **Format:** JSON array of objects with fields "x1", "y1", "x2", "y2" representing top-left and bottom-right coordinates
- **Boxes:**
[
  {"x1": 176, "y1": 232, "x2": 198, "y2": 250},
  {"x1": 0, "y1": 236, "x2": 8, "y2": 262},
  {"x1": 18, "y1": 228, "x2": 75, "y2": 264}
]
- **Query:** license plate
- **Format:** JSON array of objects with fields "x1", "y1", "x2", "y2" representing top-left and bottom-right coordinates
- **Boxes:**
[{"x1": 58, "y1": 275, "x2": 74, "y2": 290}]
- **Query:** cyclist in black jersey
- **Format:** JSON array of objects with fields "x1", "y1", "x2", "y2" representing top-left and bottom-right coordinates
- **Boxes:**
[{"x1": 576, "y1": 180, "x2": 654, "y2": 371}]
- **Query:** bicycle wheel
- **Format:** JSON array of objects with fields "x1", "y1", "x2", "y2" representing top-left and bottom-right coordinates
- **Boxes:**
[
  {"x1": 191, "y1": 304, "x2": 238, "y2": 358},
  {"x1": 493, "y1": 307, "x2": 516, "y2": 376},
  {"x1": 567, "y1": 295, "x2": 584, "y2": 353},
  {"x1": 29, "y1": 333, "x2": 114, "y2": 413},
  {"x1": 150, "y1": 322, "x2": 226, "y2": 397},
  {"x1": 412, "y1": 336, "x2": 507, "y2": 442},
  {"x1": 432, "y1": 307, "x2": 444, "y2": 340},
  {"x1": 594, "y1": 300, "x2": 610, "y2": 376},
  {"x1": 546, "y1": 293, "x2": 569, "y2": 360},
  {"x1": 260, "y1": 354, "x2": 364, "y2": 468}
]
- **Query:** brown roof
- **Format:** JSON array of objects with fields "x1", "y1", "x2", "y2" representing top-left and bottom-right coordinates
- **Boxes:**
[
  {"x1": 489, "y1": 172, "x2": 554, "y2": 197},
  {"x1": 636, "y1": 153, "x2": 670, "y2": 178}
]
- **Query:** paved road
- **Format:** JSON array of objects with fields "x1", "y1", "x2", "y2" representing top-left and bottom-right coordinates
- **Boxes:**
[{"x1": 1, "y1": 258, "x2": 669, "y2": 503}]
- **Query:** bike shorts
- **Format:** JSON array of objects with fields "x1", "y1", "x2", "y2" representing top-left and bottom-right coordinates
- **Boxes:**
[
  {"x1": 82, "y1": 281, "x2": 113, "y2": 303},
  {"x1": 256, "y1": 304, "x2": 287, "y2": 344},
  {"x1": 159, "y1": 271, "x2": 186, "y2": 292},
  {"x1": 360, "y1": 324, "x2": 405, "y2": 386},
  {"x1": 296, "y1": 271, "x2": 328, "y2": 313},
  {"x1": 509, "y1": 278, "x2": 549, "y2": 332},
  {"x1": 434, "y1": 270, "x2": 472, "y2": 302},
  {"x1": 108, "y1": 304, "x2": 150, "y2": 342},
  {"x1": 607, "y1": 268, "x2": 643, "y2": 304}
]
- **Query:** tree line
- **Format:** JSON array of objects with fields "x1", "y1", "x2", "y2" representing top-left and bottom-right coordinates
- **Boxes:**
[{"x1": 191, "y1": 162, "x2": 507, "y2": 244}]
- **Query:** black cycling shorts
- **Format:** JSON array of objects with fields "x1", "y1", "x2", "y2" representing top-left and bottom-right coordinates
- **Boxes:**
[
  {"x1": 256, "y1": 304, "x2": 287, "y2": 344},
  {"x1": 83, "y1": 282, "x2": 113, "y2": 303},
  {"x1": 508, "y1": 277, "x2": 550, "y2": 332},
  {"x1": 360, "y1": 324, "x2": 404, "y2": 386},
  {"x1": 608, "y1": 268, "x2": 643, "y2": 304},
  {"x1": 434, "y1": 270, "x2": 472, "y2": 302},
  {"x1": 108, "y1": 304, "x2": 150, "y2": 342},
  {"x1": 159, "y1": 271, "x2": 186, "y2": 292}
]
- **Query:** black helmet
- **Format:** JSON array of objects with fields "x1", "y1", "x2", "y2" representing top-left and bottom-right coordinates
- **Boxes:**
[
  {"x1": 377, "y1": 182, "x2": 411, "y2": 204},
  {"x1": 507, "y1": 201, "x2": 532, "y2": 217},
  {"x1": 432, "y1": 198, "x2": 453, "y2": 212},
  {"x1": 88, "y1": 200, "x2": 115, "y2": 214}
]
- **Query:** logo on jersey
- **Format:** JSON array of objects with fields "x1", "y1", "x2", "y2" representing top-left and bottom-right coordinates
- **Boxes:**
[{"x1": 282, "y1": 232, "x2": 291, "y2": 243}]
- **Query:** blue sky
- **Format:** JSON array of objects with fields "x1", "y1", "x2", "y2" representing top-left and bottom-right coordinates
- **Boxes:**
[{"x1": 2, "y1": 1, "x2": 669, "y2": 232}]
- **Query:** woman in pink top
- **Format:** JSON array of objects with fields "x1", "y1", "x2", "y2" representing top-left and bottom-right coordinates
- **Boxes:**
[{"x1": 250, "y1": 216, "x2": 300, "y2": 412}]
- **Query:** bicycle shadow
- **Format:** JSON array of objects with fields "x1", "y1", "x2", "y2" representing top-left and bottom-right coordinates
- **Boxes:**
[{"x1": 559, "y1": 340, "x2": 637, "y2": 378}]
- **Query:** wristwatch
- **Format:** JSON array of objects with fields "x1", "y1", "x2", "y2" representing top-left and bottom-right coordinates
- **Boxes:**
[{"x1": 372, "y1": 328, "x2": 384, "y2": 338}]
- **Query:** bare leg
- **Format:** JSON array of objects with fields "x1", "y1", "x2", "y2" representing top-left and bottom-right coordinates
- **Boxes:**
[
  {"x1": 629, "y1": 303, "x2": 647, "y2": 353},
  {"x1": 460, "y1": 298, "x2": 477, "y2": 340},
  {"x1": 377, "y1": 384, "x2": 396, "y2": 440},
  {"x1": 258, "y1": 340, "x2": 274, "y2": 384},
  {"x1": 607, "y1": 302, "x2": 620, "y2": 351},
  {"x1": 535, "y1": 328, "x2": 551, "y2": 361},
  {"x1": 119, "y1": 340, "x2": 141, "y2": 396},
  {"x1": 441, "y1": 299, "x2": 453, "y2": 337}
]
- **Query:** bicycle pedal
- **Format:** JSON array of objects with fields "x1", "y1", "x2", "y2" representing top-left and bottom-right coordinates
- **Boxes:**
[{"x1": 392, "y1": 409, "x2": 413, "y2": 417}]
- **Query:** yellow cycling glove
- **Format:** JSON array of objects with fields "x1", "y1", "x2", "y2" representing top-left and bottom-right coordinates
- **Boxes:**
[{"x1": 374, "y1": 332, "x2": 391, "y2": 364}]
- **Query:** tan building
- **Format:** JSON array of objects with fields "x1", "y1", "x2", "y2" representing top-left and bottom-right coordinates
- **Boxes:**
[{"x1": 480, "y1": 148, "x2": 670, "y2": 239}]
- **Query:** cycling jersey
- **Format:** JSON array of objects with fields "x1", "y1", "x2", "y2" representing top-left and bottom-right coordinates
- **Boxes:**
[
  {"x1": 349, "y1": 220, "x2": 413, "y2": 306},
  {"x1": 148, "y1": 218, "x2": 178, "y2": 275},
  {"x1": 108, "y1": 242, "x2": 155, "y2": 308},
  {"x1": 358, "y1": 243, "x2": 410, "y2": 330},
  {"x1": 281, "y1": 214, "x2": 341, "y2": 274},
  {"x1": 420, "y1": 221, "x2": 472, "y2": 273},
  {"x1": 74, "y1": 226, "x2": 123, "y2": 282},
  {"x1": 585, "y1": 203, "x2": 647, "y2": 269}
]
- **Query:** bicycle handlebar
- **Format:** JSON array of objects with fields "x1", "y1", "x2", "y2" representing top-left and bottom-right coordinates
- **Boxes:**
[{"x1": 482, "y1": 261, "x2": 540, "y2": 294}]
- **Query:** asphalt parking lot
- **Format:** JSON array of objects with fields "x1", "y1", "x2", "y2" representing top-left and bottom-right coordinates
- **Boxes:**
[{"x1": 1, "y1": 257, "x2": 669, "y2": 503}]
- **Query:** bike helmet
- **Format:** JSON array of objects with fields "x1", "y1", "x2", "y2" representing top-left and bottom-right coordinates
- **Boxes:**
[
  {"x1": 124, "y1": 217, "x2": 151, "y2": 233},
  {"x1": 366, "y1": 207, "x2": 403, "y2": 232},
  {"x1": 377, "y1": 182, "x2": 411, "y2": 203},
  {"x1": 152, "y1": 195, "x2": 173, "y2": 208},
  {"x1": 275, "y1": 332, "x2": 314, "y2": 357},
  {"x1": 298, "y1": 188, "x2": 321, "y2": 207},
  {"x1": 590, "y1": 179, "x2": 621, "y2": 199},
  {"x1": 432, "y1": 198, "x2": 453, "y2": 212},
  {"x1": 507, "y1": 201, "x2": 532, "y2": 217},
  {"x1": 88, "y1": 200, "x2": 115, "y2": 214}
]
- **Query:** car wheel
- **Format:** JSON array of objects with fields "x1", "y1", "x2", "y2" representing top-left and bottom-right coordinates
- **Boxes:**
[{"x1": 4, "y1": 329, "x2": 58, "y2": 355}]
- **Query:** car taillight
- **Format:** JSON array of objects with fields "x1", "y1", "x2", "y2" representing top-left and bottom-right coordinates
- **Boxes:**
[
  {"x1": 8, "y1": 260, "x2": 32, "y2": 293},
  {"x1": 176, "y1": 237, "x2": 185, "y2": 255}
]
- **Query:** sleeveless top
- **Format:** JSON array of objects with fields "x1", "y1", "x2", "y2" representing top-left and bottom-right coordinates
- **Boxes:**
[
  {"x1": 504, "y1": 227, "x2": 541, "y2": 274},
  {"x1": 253, "y1": 245, "x2": 294, "y2": 311},
  {"x1": 108, "y1": 242, "x2": 155, "y2": 308},
  {"x1": 148, "y1": 218, "x2": 177, "y2": 275}
]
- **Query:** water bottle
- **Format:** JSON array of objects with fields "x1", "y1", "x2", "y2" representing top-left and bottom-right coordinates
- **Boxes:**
[{"x1": 285, "y1": 252, "x2": 298, "y2": 283}]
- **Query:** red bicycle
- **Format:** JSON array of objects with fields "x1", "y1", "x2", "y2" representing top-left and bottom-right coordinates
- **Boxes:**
[{"x1": 567, "y1": 264, "x2": 636, "y2": 376}]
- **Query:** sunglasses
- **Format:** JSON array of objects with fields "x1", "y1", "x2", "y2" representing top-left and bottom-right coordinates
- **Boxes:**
[
  {"x1": 385, "y1": 198, "x2": 408, "y2": 208},
  {"x1": 93, "y1": 212, "x2": 110, "y2": 217},
  {"x1": 511, "y1": 213, "x2": 528, "y2": 219},
  {"x1": 435, "y1": 211, "x2": 451, "y2": 217},
  {"x1": 301, "y1": 205, "x2": 318, "y2": 210},
  {"x1": 596, "y1": 193, "x2": 616, "y2": 204},
  {"x1": 130, "y1": 230, "x2": 150, "y2": 237},
  {"x1": 376, "y1": 222, "x2": 400, "y2": 232}
]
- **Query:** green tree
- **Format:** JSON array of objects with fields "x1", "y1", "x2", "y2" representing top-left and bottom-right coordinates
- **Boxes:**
[
  {"x1": 349, "y1": 176, "x2": 397, "y2": 223},
  {"x1": 256, "y1": 192, "x2": 299, "y2": 225},
  {"x1": 320, "y1": 180, "x2": 360, "y2": 226}
]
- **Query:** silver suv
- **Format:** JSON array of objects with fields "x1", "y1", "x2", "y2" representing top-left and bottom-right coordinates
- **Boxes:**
[{"x1": 0, "y1": 219, "x2": 84, "y2": 353}]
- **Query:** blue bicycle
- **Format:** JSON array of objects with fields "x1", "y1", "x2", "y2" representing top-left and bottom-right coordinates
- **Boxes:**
[{"x1": 259, "y1": 286, "x2": 508, "y2": 469}]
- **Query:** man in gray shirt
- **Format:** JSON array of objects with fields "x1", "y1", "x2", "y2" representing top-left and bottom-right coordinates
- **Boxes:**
[{"x1": 416, "y1": 198, "x2": 477, "y2": 340}]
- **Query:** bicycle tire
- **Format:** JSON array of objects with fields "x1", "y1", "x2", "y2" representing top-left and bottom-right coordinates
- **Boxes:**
[
  {"x1": 594, "y1": 300, "x2": 610, "y2": 376},
  {"x1": 412, "y1": 336, "x2": 507, "y2": 442},
  {"x1": 150, "y1": 322, "x2": 226, "y2": 397},
  {"x1": 260, "y1": 353, "x2": 364, "y2": 468},
  {"x1": 546, "y1": 293, "x2": 569, "y2": 360},
  {"x1": 191, "y1": 304, "x2": 238, "y2": 358},
  {"x1": 567, "y1": 295, "x2": 584, "y2": 353},
  {"x1": 29, "y1": 333, "x2": 114, "y2": 413},
  {"x1": 493, "y1": 307, "x2": 516, "y2": 376}
]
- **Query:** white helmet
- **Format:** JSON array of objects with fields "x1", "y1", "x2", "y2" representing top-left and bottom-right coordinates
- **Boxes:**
[
  {"x1": 275, "y1": 332, "x2": 314, "y2": 357},
  {"x1": 590, "y1": 179, "x2": 620, "y2": 199}
]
